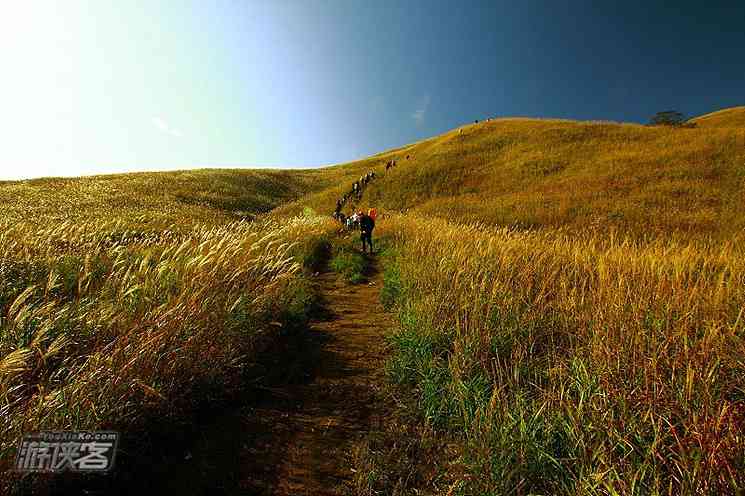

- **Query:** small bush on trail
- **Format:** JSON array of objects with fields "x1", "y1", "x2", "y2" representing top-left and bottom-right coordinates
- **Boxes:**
[
  {"x1": 302, "y1": 206, "x2": 316, "y2": 217},
  {"x1": 330, "y1": 243, "x2": 365, "y2": 283},
  {"x1": 276, "y1": 276, "x2": 320, "y2": 331},
  {"x1": 299, "y1": 235, "x2": 332, "y2": 273}
]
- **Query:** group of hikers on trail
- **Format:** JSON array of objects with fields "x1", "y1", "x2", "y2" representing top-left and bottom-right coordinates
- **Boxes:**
[
  {"x1": 331, "y1": 163, "x2": 388, "y2": 253},
  {"x1": 333, "y1": 169, "x2": 377, "y2": 221},
  {"x1": 331, "y1": 153, "x2": 415, "y2": 251},
  {"x1": 345, "y1": 208, "x2": 376, "y2": 253},
  {"x1": 351, "y1": 171, "x2": 375, "y2": 199}
]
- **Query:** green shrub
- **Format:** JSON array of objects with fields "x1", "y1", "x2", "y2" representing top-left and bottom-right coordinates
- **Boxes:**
[
  {"x1": 386, "y1": 308, "x2": 455, "y2": 427},
  {"x1": 277, "y1": 277, "x2": 319, "y2": 330},
  {"x1": 300, "y1": 236, "x2": 331, "y2": 272},
  {"x1": 330, "y1": 247, "x2": 365, "y2": 283}
]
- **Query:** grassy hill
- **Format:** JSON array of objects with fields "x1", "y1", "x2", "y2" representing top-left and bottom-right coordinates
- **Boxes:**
[
  {"x1": 279, "y1": 114, "x2": 745, "y2": 238},
  {"x1": 0, "y1": 168, "x2": 337, "y2": 229},
  {"x1": 293, "y1": 108, "x2": 743, "y2": 493},
  {"x1": 9, "y1": 106, "x2": 742, "y2": 237},
  {"x1": 0, "y1": 166, "x2": 341, "y2": 488},
  {"x1": 691, "y1": 105, "x2": 745, "y2": 128},
  {"x1": 3, "y1": 107, "x2": 745, "y2": 494}
]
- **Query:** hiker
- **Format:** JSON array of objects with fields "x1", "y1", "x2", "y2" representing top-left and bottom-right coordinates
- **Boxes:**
[
  {"x1": 348, "y1": 211, "x2": 361, "y2": 230},
  {"x1": 359, "y1": 210, "x2": 375, "y2": 253}
]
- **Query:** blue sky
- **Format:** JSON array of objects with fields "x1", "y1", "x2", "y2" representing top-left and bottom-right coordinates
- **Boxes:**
[{"x1": 1, "y1": 0, "x2": 743, "y2": 180}]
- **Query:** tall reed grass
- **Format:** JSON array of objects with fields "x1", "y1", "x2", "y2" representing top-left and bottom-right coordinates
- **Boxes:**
[
  {"x1": 0, "y1": 215, "x2": 336, "y2": 486},
  {"x1": 379, "y1": 215, "x2": 745, "y2": 494}
]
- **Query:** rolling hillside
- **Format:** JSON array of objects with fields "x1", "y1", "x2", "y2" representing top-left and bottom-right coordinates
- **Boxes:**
[
  {"x1": 2, "y1": 107, "x2": 744, "y2": 495},
  {"x1": 7, "y1": 106, "x2": 743, "y2": 237},
  {"x1": 0, "y1": 168, "x2": 335, "y2": 229},
  {"x1": 691, "y1": 105, "x2": 745, "y2": 128},
  {"x1": 278, "y1": 111, "x2": 745, "y2": 238}
]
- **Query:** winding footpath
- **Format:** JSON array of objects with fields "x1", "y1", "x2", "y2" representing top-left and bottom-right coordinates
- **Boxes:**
[
  {"x1": 165, "y1": 256, "x2": 392, "y2": 495},
  {"x1": 241, "y1": 258, "x2": 391, "y2": 495}
]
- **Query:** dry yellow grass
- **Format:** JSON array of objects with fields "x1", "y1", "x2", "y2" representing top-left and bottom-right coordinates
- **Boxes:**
[
  {"x1": 284, "y1": 114, "x2": 745, "y2": 239},
  {"x1": 0, "y1": 158, "x2": 346, "y2": 491},
  {"x1": 0, "y1": 168, "x2": 334, "y2": 228},
  {"x1": 289, "y1": 109, "x2": 745, "y2": 494},
  {"x1": 3, "y1": 106, "x2": 744, "y2": 494},
  {"x1": 377, "y1": 214, "x2": 745, "y2": 494},
  {"x1": 691, "y1": 106, "x2": 745, "y2": 128},
  {"x1": 0, "y1": 213, "x2": 337, "y2": 486}
]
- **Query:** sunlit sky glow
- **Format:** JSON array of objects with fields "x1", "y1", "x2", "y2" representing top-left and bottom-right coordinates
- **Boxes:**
[{"x1": 1, "y1": 1, "x2": 743, "y2": 180}]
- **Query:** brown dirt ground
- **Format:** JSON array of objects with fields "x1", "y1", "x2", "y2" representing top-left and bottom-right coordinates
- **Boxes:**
[
  {"x1": 129, "y1": 255, "x2": 393, "y2": 495},
  {"x1": 232, "y1": 257, "x2": 394, "y2": 495}
]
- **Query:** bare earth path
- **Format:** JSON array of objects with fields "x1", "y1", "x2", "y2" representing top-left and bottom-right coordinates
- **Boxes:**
[
  {"x1": 160, "y1": 254, "x2": 393, "y2": 495},
  {"x1": 256, "y1": 257, "x2": 390, "y2": 495}
]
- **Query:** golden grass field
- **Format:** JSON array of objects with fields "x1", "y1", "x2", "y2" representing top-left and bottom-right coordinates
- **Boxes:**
[
  {"x1": 0, "y1": 169, "x2": 341, "y2": 491},
  {"x1": 375, "y1": 215, "x2": 744, "y2": 494},
  {"x1": 315, "y1": 107, "x2": 745, "y2": 494},
  {"x1": 691, "y1": 106, "x2": 745, "y2": 128},
  {"x1": 2, "y1": 106, "x2": 744, "y2": 494},
  {"x1": 280, "y1": 108, "x2": 745, "y2": 240},
  {"x1": 0, "y1": 168, "x2": 339, "y2": 229}
]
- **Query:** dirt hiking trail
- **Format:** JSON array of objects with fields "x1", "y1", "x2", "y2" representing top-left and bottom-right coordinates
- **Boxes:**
[
  {"x1": 136, "y1": 254, "x2": 392, "y2": 495},
  {"x1": 236, "y1": 255, "x2": 392, "y2": 495}
]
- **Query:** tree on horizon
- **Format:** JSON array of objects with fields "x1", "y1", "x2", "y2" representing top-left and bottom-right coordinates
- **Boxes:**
[{"x1": 649, "y1": 110, "x2": 695, "y2": 127}]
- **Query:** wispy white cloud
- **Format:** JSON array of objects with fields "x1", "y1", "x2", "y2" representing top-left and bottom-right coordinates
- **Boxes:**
[
  {"x1": 151, "y1": 116, "x2": 182, "y2": 138},
  {"x1": 411, "y1": 94, "x2": 431, "y2": 126}
]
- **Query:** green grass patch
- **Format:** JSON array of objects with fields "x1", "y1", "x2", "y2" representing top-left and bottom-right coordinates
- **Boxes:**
[
  {"x1": 378, "y1": 243, "x2": 403, "y2": 310},
  {"x1": 330, "y1": 243, "x2": 365, "y2": 283},
  {"x1": 296, "y1": 235, "x2": 332, "y2": 273}
]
